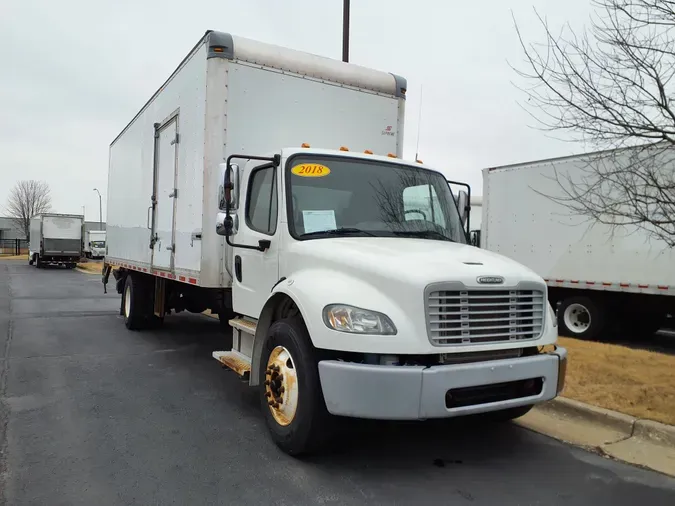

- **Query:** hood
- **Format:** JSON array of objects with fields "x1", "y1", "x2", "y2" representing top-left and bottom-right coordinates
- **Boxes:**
[{"x1": 285, "y1": 237, "x2": 543, "y2": 288}]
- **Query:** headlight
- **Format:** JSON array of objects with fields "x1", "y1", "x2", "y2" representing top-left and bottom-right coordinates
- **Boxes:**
[{"x1": 323, "y1": 304, "x2": 397, "y2": 335}]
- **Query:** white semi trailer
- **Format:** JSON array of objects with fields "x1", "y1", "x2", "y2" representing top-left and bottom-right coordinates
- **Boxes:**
[
  {"x1": 481, "y1": 147, "x2": 675, "y2": 340},
  {"x1": 103, "y1": 30, "x2": 566, "y2": 455}
]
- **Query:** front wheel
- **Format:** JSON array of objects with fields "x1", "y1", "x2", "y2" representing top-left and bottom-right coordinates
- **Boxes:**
[
  {"x1": 259, "y1": 317, "x2": 332, "y2": 456},
  {"x1": 482, "y1": 404, "x2": 534, "y2": 422}
]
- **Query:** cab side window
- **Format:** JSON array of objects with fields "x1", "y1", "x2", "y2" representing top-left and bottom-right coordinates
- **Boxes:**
[
  {"x1": 402, "y1": 184, "x2": 446, "y2": 227},
  {"x1": 246, "y1": 165, "x2": 278, "y2": 235}
]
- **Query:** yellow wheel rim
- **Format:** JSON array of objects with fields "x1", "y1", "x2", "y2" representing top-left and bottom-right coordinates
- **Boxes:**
[{"x1": 264, "y1": 346, "x2": 298, "y2": 426}]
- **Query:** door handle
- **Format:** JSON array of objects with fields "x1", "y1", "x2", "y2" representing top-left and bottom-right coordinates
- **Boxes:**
[
  {"x1": 234, "y1": 255, "x2": 242, "y2": 282},
  {"x1": 147, "y1": 206, "x2": 152, "y2": 229}
]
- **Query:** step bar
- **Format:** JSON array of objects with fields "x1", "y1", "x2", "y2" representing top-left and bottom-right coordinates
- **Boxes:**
[{"x1": 212, "y1": 317, "x2": 256, "y2": 380}]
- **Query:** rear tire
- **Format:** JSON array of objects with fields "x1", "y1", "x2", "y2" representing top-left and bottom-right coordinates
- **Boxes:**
[
  {"x1": 259, "y1": 316, "x2": 333, "y2": 456},
  {"x1": 28, "y1": 255, "x2": 34, "y2": 266},
  {"x1": 122, "y1": 274, "x2": 155, "y2": 330},
  {"x1": 557, "y1": 296, "x2": 605, "y2": 339}
]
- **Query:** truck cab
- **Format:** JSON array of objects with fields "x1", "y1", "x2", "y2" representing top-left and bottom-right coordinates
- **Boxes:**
[{"x1": 214, "y1": 146, "x2": 566, "y2": 454}]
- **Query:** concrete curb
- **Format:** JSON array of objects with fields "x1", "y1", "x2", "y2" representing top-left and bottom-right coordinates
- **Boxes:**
[{"x1": 535, "y1": 397, "x2": 675, "y2": 449}]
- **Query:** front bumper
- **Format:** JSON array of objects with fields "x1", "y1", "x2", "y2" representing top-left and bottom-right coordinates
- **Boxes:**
[{"x1": 318, "y1": 347, "x2": 567, "y2": 420}]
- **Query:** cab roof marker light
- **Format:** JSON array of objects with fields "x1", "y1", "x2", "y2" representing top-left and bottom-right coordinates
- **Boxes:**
[
  {"x1": 340, "y1": 146, "x2": 349, "y2": 151},
  {"x1": 301, "y1": 143, "x2": 310, "y2": 148},
  {"x1": 364, "y1": 150, "x2": 373, "y2": 154},
  {"x1": 387, "y1": 153, "x2": 397, "y2": 158},
  {"x1": 416, "y1": 159, "x2": 423, "y2": 164}
]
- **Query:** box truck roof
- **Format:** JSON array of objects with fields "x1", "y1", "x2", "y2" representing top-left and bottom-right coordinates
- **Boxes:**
[{"x1": 111, "y1": 30, "x2": 407, "y2": 147}]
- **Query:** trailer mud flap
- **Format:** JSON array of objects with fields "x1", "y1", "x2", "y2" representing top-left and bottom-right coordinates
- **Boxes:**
[{"x1": 102, "y1": 264, "x2": 112, "y2": 294}]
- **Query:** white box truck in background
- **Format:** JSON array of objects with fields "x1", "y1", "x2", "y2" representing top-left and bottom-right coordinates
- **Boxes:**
[
  {"x1": 103, "y1": 30, "x2": 566, "y2": 455},
  {"x1": 84, "y1": 230, "x2": 106, "y2": 259},
  {"x1": 481, "y1": 148, "x2": 675, "y2": 340},
  {"x1": 29, "y1": 213, "x2": 84, "y2": 268}
]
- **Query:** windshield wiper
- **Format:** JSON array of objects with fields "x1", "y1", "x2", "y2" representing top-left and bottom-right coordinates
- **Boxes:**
[
  {"x1": 301, "y1": 227, "x2": 377, "y2": 238},
  {"x1": 393, "y1": 230, "x2": 454, "y2": 241}
]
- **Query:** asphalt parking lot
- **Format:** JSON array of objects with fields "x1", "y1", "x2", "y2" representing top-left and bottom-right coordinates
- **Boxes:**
[{"x1": 1, "y1": 259, "x2": 674, "y2": 505}]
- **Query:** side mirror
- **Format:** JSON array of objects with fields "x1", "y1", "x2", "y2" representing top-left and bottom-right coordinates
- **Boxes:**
[
  {"x1": 457, "y1": 190, "x2": 470, "y2": 226},
  {"x1": 216, "y1": 212, "x2": 235, "y2": 237},
  {"x1": 218, "y1": 162, "x2": 240, "y2": 211}
]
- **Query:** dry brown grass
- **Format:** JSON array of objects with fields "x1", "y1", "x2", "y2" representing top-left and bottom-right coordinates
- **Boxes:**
[
  {"x1": 76, "y1": 261, "x2": 103, "y2": 274},
  {"x1": 0, "y1": 254, "x2": 28, "y2": 260},
  {"x1": 558, "y1": 336, "x2": 675, "y2": 425}
]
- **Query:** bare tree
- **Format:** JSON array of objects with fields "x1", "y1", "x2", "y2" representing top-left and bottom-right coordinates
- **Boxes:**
[
  {"x1": 512, "y1": 0, "x2": 675, "y2": 246},
  {"x1": 6, "y1": 180, "x2": 52, "y2": 240}
]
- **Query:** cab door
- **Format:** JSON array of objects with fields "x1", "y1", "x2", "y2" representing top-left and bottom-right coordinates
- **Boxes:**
[{"x1": 231, "y1": 161, "x2": 280, "y2": 317}]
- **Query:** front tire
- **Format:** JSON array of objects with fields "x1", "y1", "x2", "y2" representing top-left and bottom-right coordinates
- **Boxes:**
[
  {"x1": 483, "y1": 404, "x2": 534, "y2": 422},
  {"x1": 558, "y1": 296, "x2": 605, "y2": 339},
  {"x1": 259, "y1": 317, "x2": 332, "y2": 456}
]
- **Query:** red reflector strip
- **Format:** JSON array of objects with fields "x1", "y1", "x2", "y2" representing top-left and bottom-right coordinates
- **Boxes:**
[
  {"x1": 658, "y1": 285, "x2": 669, "y2": 290},
  {"x1": 555, "y1": 279, "x2": 564, "y2": 283},
  {"x1": 179, "y1": 276, "x2": 186, "y2": 282},
  {"x1": 570, "y1": 280, "x2": 579, "y2": 284},
  {"x1": 620, "y1": 283, "x2": 629, "y2": 288},
  {"x1": 188, "y1": 278, "x2": 197, "y2": 285},
  {"x1": 638, "y1": 284, "x2": 648, "y2": 288},
  {"x1": 602, "y1": 282, "x2": 612, "y2": 286}
]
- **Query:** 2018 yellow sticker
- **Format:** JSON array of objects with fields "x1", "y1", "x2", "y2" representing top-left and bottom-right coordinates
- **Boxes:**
[{"x1": 291, "y1": 163, "x2": 331, "y2": 177}]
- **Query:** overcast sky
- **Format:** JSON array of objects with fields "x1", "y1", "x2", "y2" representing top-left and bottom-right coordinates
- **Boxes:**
[{"x1": 1, "y1": 0, "x2": 593, "y2": 221}]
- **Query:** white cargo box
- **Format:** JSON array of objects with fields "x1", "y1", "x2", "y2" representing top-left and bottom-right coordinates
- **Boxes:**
[
  {"x1": 106, "y1": 30, "x2": 407, "y2": 288},
  {"x1": 482, "y1": 149, "x2": 675, "y2": 296}
]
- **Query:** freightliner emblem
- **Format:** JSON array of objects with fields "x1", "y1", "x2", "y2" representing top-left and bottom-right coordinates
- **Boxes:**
[{"x1": 477, "y1": 276, "x2": 504, "y2": 284}]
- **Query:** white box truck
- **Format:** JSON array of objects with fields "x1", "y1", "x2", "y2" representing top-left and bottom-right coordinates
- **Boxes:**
[
  {"x1": 481, "y1": 148, "x2": 675, "y2": 340},
  {"x1": 29, "y1": 213, "x2": 84, "y2": 268},
  {"x1": 84, "y1": 230, "x2": 106, "y2": 259},
  {"x1": 103, "y1": 30, "x2": 566, "y2": 455}
]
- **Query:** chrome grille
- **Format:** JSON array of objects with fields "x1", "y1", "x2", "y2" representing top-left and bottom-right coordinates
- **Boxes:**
[{"x1": 426, "y1": 289, "x2": 545, "y2": 346}]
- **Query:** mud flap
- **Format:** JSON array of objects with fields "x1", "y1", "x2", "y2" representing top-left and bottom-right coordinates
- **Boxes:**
[{"x1": 102, "y1": 264, "x2": 112, "y2": 294}]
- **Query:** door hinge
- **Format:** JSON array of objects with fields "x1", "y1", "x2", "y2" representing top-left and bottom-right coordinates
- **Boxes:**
[
  {"x1": 170, "y1": 134, "x2": 179, "y2": 145},
  {"x1": 166, "y1": 244, "x2": 175, "y2": 252},
  {"x1": 169, "y1": 189, "x2": 178, "y2": 198}
]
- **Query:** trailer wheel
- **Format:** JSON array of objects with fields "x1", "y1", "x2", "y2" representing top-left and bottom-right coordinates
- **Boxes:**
[
  {"x1": 558, "y1": 296, "x2": 605, "y2": 339},
  {"x1": 122, "y1": 274, "x2": 153, "y2": 330},
  {"x1": 259, "y1": 316, "x2": 332, "y2": 456},
  {"x1": 28, "y1": 255, "x2": 34, "y2": 266},
  {"x1": 35, "y1": 256, "x2": 43, "y2": 269}
]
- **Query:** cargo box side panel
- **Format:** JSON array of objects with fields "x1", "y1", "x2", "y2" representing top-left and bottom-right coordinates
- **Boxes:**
[
  {"x1": 29, "y1": 217, "x2": 41, "y2": 253},
  {"x1": 484, "y1": 159, "x2": 675, "y2": 288},
  {"x1": 108, "y1": 44, "x2": 207, "y2": 271}
]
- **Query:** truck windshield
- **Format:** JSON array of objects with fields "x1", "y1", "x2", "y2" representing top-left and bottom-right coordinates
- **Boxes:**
[
  {"x1": 286, "y1": 155, "x2": 466, "y2": 243},
  {"x1": 91, "y1": 241, "x2": 105, "y2": 248}
]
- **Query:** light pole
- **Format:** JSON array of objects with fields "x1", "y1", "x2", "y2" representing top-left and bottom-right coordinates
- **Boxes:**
[
  {"x1": 342, "y1": 0, "x2": 350, "y2": 62},
  {"x1": 93, "y1": 188, "x2": 102, "y2": 230}
]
